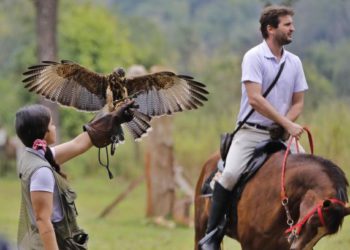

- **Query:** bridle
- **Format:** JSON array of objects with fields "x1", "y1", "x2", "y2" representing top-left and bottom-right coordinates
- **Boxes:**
[
  {"x1": 285, "y1": 198, "x2": 346, "y2": 239},
  {"x1": 279, "y1": 127, "x2": 346, "y2": 243}
]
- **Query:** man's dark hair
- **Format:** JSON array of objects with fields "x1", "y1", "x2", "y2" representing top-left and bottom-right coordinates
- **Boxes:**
[{"x1": 259, "y1": 5, "x2": 294, "y2": 39}]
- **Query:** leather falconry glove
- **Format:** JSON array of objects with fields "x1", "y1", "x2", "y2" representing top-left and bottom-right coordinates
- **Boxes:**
[{"x1": 83, "y1": 100, "x2": 138, "y2": 148}]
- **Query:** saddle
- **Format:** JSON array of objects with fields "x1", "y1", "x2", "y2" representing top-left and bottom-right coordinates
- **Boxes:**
[{"x1": 201, "y1": 139, "x2": 286, "y2": 224}]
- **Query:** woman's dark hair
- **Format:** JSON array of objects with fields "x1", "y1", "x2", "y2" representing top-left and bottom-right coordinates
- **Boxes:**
[
  {"x1": 15, "y1": 104, "x2": 65, "y2": 178},
  {"x1": 15, "y1": 104, "x2": 50, "y2": 147},
  {"x1": 259, "y1": 5, "x2": 294, "y2": 39}
]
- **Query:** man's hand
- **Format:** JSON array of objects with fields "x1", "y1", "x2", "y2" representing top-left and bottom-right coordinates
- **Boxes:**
[{"x1": 284, "y1": 120, "x2": 304, "y2": 140}]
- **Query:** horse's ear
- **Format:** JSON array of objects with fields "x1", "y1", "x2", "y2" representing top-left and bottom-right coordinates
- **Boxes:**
[{"x1": 343, "y1": 206, "x2": 350, "y2": 216}]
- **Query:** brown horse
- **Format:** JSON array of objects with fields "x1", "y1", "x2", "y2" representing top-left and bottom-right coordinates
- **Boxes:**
[{"x1": 194, "y1": 151, "x2": 350, "y2": 250}]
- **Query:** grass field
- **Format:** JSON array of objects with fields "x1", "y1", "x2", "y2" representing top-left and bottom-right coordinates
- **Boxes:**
[{"x1": 1, "y1": 175, "x2": 350, "y2": 249}]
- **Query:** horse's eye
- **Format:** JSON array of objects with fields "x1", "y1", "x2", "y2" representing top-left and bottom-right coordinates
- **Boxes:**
[{"x1": 323, "y1": 200, "x2": 331, "y2": 208}]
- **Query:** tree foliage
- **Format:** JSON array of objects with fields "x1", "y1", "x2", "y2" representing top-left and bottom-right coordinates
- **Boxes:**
[
  {"x1": 0, "y1": 0, "x2": 36, "y2": 131},
  {"x1": 59, "y1": 1, "x2": 135, "y2": 71},
  {"x1": 0, "y1": 0, "x2": 349, "y2": 176},
  {"x1": 123, "y1": 16, "x2": 168, "y2": 68},
  {"x1": 57, "y1": 0, "x2": 138, "y2": 139}
]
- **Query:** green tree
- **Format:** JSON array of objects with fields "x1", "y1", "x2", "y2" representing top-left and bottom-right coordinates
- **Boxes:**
[
  {"x1": 302, "y1": 61, "x2": 334, "y2": 109},
  {"x1": 57, "y1": 1, "x2": 137, "y2": 140},
  {"x1": 125, "y1": 17, "x2": 167, "y2": 68},
  {"x1": 0, "y1": 0, "x2": 36, "y2": 132},
  {"x1": 59, "y1": 1, "x2": 135, "y2": 72},
  {"x1": 332, "y1": 40, "x2": 350, "y2": 95}
]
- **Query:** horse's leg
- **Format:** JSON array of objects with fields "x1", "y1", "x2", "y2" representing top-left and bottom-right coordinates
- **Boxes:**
[{"x1": 194, "y1": 152, "x2": 221, "y2": 250}]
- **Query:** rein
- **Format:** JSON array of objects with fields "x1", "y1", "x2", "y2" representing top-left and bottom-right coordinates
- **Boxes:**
[
  {"x1": 280, "y1": 127, "x2": 346, "y2": 241},
  {"x1": 279, "y1": 127, "x2": 309, "y2": 237},
  {"x1": 281, "y1": 127, "x2": 314, "y2": 202},
  {"x1": 280, "y1": 127, "x2": 314, "y2": 229}
]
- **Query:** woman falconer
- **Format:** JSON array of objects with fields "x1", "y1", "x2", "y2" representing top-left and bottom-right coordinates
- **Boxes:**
[{"x1": 15, "y1": 100, "x2": 136, "y2": 250}]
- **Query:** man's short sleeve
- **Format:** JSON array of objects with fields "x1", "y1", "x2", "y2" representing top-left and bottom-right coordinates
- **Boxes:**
[
  {"x1": 30, "y1": 167, "x2": 55, "y2": 193},
  {"x1": 241, "y1": 50, "x2": 263, "y2": 84},
  {"x1": 293, "y1": 57, "x2": 308, "y2": 92}
]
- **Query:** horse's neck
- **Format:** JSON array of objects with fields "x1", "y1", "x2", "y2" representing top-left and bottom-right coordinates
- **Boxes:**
[
  {"x1": 282, "y1": 154, "x2": 340, "y2": 225},
  {"x1": 286, "y1": 155, "x2": 336, "y2": 200}
]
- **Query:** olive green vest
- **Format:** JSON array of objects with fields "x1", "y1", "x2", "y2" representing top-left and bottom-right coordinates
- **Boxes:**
[{"x1": 17, "y1": 149, "x2": 84, "y2": 250}]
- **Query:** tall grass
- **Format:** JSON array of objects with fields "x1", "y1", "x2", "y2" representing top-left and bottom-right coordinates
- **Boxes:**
[
  {"x1": 303, "y1": 99, "x2": 350, "y2": 176},
  {"x1": 1, "y1": 176, "x2": 349, "y2": 249},
  {"x1": 1, "y1": 99, "x2": 350, "y2": 249}
]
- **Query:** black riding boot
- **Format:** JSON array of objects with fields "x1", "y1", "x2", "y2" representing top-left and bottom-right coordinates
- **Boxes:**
[{"x1": 199, "y1": 182, "x2": 231, "y2": 250}]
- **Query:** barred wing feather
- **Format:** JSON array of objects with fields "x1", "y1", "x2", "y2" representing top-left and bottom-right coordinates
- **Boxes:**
[
  {"x1": 124, "y1": 110, "x2": 152, "y2": 141},
  {"x1": 22, "y1": 60, "x2": 107, "y2": 111},
  {"x1": 124, "y1": 72, "x2": 209, "y2": 117}
]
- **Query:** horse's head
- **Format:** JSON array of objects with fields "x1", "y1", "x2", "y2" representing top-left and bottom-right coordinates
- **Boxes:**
[{"x1": 289, "y1": 197, "x2": 350, "y2": 250}]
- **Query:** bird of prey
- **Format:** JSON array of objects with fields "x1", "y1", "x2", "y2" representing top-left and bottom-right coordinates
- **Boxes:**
[{"x1": 22, "y1": 60, "x2": 209, "y2": 143}]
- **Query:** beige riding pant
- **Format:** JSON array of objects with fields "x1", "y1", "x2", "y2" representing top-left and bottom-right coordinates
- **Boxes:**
[{"x1": 218, "y1": 125, "x2": 304, "y2": 191}]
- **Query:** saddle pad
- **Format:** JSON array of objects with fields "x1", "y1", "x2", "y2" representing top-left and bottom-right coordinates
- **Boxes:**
[{"x1": 201, "y1": 139, "x2": 286, "y2": 198}]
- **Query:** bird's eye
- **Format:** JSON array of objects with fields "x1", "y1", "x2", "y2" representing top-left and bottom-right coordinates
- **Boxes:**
[{"x1": 117, "y1": 68, "x2": 125, "y2": 77}]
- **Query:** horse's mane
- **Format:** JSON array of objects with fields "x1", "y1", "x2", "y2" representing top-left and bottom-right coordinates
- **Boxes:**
[
  {"x1": 297, "y1": 154, "x2": 349, "y2": 202},
  {"x1": 291, "y1": 154, "x2": 348, "y2": 233}
]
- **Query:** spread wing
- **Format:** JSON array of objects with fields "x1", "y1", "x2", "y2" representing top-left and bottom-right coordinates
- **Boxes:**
[
  {"x1": 22, "y1": 60, "x2": 108, "y2": 111},
  {"x1": 124, "y1": 71, "x2": 209, "y2": 116}
]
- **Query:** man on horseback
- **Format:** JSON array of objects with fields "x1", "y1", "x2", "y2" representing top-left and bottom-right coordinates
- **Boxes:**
[{"x1": 199, "y1": 5, "x2": 308, "y2": 250}]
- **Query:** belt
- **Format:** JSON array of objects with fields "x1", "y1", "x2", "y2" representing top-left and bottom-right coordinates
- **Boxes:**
[{"x1": 239, "y1": 121, "x2": 269, "y2": 131}]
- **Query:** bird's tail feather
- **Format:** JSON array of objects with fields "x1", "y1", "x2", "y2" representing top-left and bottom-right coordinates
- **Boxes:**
[{"x1": 124, "y1": 110, "x2": 152, "y2": 140}]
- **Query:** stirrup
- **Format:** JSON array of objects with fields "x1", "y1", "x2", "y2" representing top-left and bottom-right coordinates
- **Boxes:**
[{"x1": 198, "y1": 228, "x2": 219, "y2": 246}]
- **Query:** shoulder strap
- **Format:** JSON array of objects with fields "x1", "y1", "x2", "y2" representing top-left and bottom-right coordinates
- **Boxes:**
[
  {"x1": 231, "y1": 61, "x2": 286, "y2": 135},
  {"x1": 262, "y1": 61, "x2": 286, "y2": 98}
]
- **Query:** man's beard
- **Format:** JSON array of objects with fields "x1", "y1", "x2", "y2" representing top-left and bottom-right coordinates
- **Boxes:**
[
  {"x1": 281, "y1": 38, "x2": 292, "y2": 45},
  {"x1": 276, "y1": 33, "x2": 292, "y2": 46}
]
